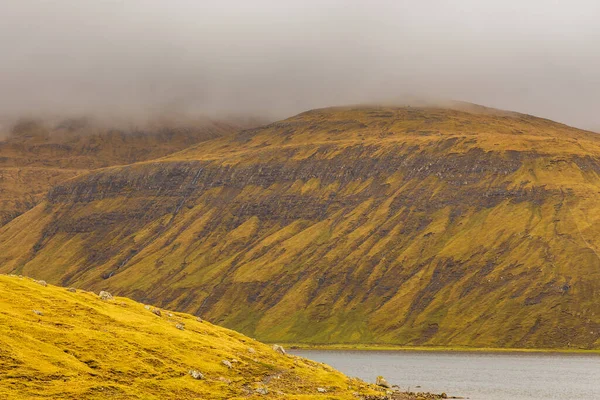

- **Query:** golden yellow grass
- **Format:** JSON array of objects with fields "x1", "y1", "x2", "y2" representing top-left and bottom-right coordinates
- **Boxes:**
[{"x1": 0, "y1": 274, "x2": 383, "y2": 399}]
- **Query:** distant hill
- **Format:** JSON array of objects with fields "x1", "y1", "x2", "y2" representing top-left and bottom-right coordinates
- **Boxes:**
[
  {"x1": 1, "y1": 104, "x2": 600, "y2": 349},
  {"x1": 0, "y1": 274, "x2": 385, "y2": 399},
  {"x1": 0, "y1": 116, "x2": 255, "y2": 226}
]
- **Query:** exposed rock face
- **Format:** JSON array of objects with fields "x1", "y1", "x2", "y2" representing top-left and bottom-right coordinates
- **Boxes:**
[
  {"x1": 3, "y1": 105, "x2": 600, "y2": 348},
  {"x1": 0, "y1": 118, "x2": 253, "y2": 227}
]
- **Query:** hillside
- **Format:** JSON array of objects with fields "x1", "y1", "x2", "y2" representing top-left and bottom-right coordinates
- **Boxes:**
[
  {"x1": 0, "y1": 274, "x2": 389, "y2": 399},
  {"x1": 1, "y1": 104, "x2": 600, "y2": 349},
  {"x1": 0, "y1": 117, "x2": 250, "y2": 226}
]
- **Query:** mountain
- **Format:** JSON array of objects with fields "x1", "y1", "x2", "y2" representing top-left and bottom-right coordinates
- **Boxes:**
[
  {"x1": 0, "y1": 274, "x2": 387, "y2": 400},
  {"x1": 0, "y1": 116, "x2": 252, "y2": 226},
  {"x1": 1, "y1": 104, "x2": 600, "y2": 349}
]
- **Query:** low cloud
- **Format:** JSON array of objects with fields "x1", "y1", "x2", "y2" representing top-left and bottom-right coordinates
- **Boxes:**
[{"x1": 1, "y1": 0, "x2": 599, "y2": 129}]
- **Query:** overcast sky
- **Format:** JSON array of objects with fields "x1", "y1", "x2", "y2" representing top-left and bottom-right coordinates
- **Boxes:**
[{"x1": 1, "y1": 0, "x2": 599, "y2": 129}]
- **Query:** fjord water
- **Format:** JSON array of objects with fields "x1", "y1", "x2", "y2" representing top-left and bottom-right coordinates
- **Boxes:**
[{"x1": 290, "y1": 350, "x2": 600, "y2": 400}]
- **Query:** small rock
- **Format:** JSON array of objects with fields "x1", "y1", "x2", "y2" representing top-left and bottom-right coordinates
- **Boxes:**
[
  {"x1": 175, "y1": 322, "x2": 185, "y2": 330},
  {"x1": 222, "y1": 360, "x2": 233, "y2": 369},
  {"x1": 33, "y1": 310, "x2": 43, "y2": 316},
  {"x1": 218, "y1": 376, "x2": 232, "y2": 384},
  {"x1": 272, "y1": 344, "x2": 286, "y2": 355},
  {"x1": 67, "y1": 287, "x2": 76, "y2": 293},
  {"x1": 230, "y1": 359, "x2": 239, "y2": 363},
  {"x1": 375, "y1": 376, "x2": 391, "y2": 388},
  {"x1": 441, "y1": 393, "x2": 448, "y2": 399},
  {"x1": 255, "y1": 387, "x2": 268, "y2": 395},
  {"x1": 248, "y1": 347, "x2": 256, "y2": 354},
  {"x1": 144, "y1": 305, "x2": 151, "y2": 310},
  {"x1": 36, "y1": 280, "x2": 47, "y2": 287},
  {"x1": 188, "y1": 369, "x2": 204, "y2": 380},
  {"x1": 98, "y1": 291, "x2": 113, "y2": 300},
  {"x1": 152, "y1": 308, "x2": 162, "y2": 317},
  {"x1": 168, "y1": 312, "x2": 173, "y2": 317},
  {"x1": 196, "y1": 316, "x2": 203, "y2": 323},
  {"x1": 317, "y1": 387, "x2": 327, "y2": 393}
]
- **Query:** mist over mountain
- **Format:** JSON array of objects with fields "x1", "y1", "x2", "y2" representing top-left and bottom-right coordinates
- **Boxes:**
[{"x1": 2, "y1": 0, "x2": 600, "y2": 129}]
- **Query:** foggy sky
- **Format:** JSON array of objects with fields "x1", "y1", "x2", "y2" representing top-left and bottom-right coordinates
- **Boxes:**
[{"x1": 1, "y1": 0, "x2": 600, "y2": 130}]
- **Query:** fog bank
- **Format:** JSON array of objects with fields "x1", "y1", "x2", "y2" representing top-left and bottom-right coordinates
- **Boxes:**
[{"x1": 1, "y1": 0, "x2": 599, "y2": 130}]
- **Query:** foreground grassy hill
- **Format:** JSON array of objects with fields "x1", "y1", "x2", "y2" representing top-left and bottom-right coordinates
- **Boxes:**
[
  {"x1": 1, "y1": 104, "x2": 600, "y2": 349},
  {"x1": 0, "y1": 117, "x2": 250, "y2": 226},
  {"x1": 0, "y1": 274, "x2": 388, "y2": 399}
]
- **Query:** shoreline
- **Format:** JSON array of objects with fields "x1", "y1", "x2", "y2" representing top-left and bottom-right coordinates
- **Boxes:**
[{"x1": 280, "y1": 343, "x2": 600, "y2": 354}]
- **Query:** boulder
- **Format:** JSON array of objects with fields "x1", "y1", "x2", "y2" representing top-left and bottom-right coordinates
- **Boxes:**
[
  {"x1": 99, "y1": 291, "x2": 113, "y2": 300},
  {"x1": 375, "y1": 376, "x2": 391, "y2": 388},
  {"x1": 255, "y1": 387, "x2": 268, "y2": 395},
  {"x1": 272, "y1": 344, "x2": 286, "y2": 355},
  {"x1": 222, "y1": 360, "x2": 233, "y2": 369},
  {"x1": 67, "y1": 287, "x2": 76, "y2": 293},
  {"x1": 317, "y1": 387, "x2": 327, "y2": 393},
  {"x1": 188, "y1": 369, "x2": 204, "y2": 380},
  {"x1": 152, "y1": 308, "x2": 162, "y2": 317},
  {"x1": 248, "y1": 347, "x2": 256, "y2": 354},
  {"x1": 175, "y1": 322, "x2": 185, "y2": 330},
  {"x1": 36, "y1": 280, "x2": 47, "y2": 287},
  {"x1": 33, "y1": 310, "x2": 43, "y2": 316}
]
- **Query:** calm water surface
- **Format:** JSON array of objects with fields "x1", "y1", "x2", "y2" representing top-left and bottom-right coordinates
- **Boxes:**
[{"x1": 290, "y1": 350, "x2": 600, "y2": 400}]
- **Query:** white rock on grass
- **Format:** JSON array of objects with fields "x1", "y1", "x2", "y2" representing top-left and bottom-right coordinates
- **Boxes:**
[
  {"x1": 188, "y1": 370, "x2": 204, "y2": 380},
  {"x1": 175, "y1": 322, "x2": 185, "y2": 330},
  {"x1": 255, "y1": 387, "x2": 268, "y2": 395},
  {"x1": 317, "y1": 387, "x2": 327, "y2": 393},
  {"x1": 222, "y1": 360, "x2": 233, "y2": 369},
  {"x1": 375, "y1": 376, "x2": 391, "y2": 388},
  {"x1": 272, "y1": 344, "x2": 286, "y2": 355},
  {"x1": 98, "y1": 291, "x2": 113, "y2": 300},
  {"x1": 36, "y1": 280, "x2": 48, "y2": 287}
]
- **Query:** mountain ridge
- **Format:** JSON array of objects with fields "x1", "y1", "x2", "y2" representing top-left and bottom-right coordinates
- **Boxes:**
[
  {"x1": 0, "y1": 117, "x2": 255, "y2": 226},
  {"x1": 1, "y1": 104, "x2": 600, "y2": 349}
]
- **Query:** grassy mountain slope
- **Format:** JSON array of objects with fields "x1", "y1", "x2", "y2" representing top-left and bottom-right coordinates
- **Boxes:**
[
  {"x1": 1, "y1": 104, "x2": 600, "y2": 349},
  {"x1": 0, "y1": 117, "x2": 250, "y2": 226},
  {"x1": 0, "y1": 274, "x2": 385, "y2": 399}
]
